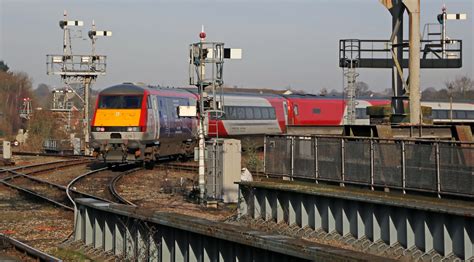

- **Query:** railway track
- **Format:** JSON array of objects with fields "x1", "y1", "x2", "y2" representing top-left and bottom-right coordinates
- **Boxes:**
[
  {"x1": 0, "y1": 233, "x2": 61, "y2": 262},
  {"x1": 0, "y1": 160, "x2": 139, "y2": 211},
  {"x1": 0, "y1": 159, "x2": 89, "y2": 180},
  {"x1": 10, "y1": 151, "x2": 93, "y2": 159},
  {"x1": 69, "y1": 165, "x2": 141, "y2": 205}
]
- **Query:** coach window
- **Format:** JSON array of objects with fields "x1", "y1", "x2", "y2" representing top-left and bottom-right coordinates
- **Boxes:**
[
  {"x1": 467, "y1": 111, "x2": 474, "y2": 119},
  {"x1": 253, "y1": 108, "x2": 262, "y2": 119},
  {"x1": 313, "y1": 108, "x2": 321, "y2": 114},
  {"x1": 455, "y1": 110, "x2": 467, "y2": 119},
  {"x1": 245, "y1": 107, "x2": 254, "y2": 119},
  {"x1": 237, "y1": 107, "x2": 246, "y2": 120},
  {"x1": 294, "y1": 105, "x2": 299, "y2": 116},
  {"x1": 262, "y1": 108, "x2": 270, "y2": 119},
  {"x1": 269, "y1": 108, "x2": 276, "y2": 119},
  {"x1": 226, "y1": 107, "x2": 237, "y2": 120},
  {"x1": 437, "y1": 110, "x2": 448, "y2": 119}
]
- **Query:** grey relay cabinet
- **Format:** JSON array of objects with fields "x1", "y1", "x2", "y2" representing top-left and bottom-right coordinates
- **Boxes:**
[{"x1": 205, "y1": 139, "x2": 241, "y2": 203}]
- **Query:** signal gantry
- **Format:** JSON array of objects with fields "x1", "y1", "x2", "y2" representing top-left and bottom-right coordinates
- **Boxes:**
[{"x1": 46, "y1": 11, "x2": 112, "y2": 155}]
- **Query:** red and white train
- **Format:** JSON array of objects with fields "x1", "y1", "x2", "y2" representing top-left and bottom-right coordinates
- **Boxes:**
[{"x1": 90, "y1": 83, "x2": 474, "y2": 164}]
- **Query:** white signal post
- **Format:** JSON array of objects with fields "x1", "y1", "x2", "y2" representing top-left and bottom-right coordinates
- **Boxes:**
[
  {"x1": 440, "y1": 5, "x2": 467, "y2": 59},
  {"x1": 188, "y1": 27, "x2": 242, "y2": 201},
  {"x1": 198, "y1": 27, "x2": 206, "y2": 201}
]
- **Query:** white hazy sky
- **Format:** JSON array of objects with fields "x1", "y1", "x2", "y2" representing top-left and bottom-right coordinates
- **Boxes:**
[{"x1": 0, "y1": 0, "x2": 473, "y2": 94}]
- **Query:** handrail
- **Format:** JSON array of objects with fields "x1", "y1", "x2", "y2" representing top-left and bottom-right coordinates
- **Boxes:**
[{"x1": 264, "y1": 135, "x2": 474, "y2": 199}]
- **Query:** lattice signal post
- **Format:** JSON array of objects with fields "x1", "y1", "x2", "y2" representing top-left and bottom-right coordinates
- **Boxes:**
[
  {"x1": 46, "y1": 11, "x2": 112, "y2": 155},
  {"x1": 187, "y1": 27, "x2": 242, "y2": 200},
  {"x1": 19, "y1": 97, "x2": 32, "y2": 120},
  {"x1": 438, "y1": 6, "x2": 467, "y2": 59}
]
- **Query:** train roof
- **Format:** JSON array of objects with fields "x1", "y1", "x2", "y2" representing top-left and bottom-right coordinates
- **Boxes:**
[
  {"x1": 99, "y1": 83, "x2": 149, "y2": 95},
  {"x1": 99, "y1": 83, "x2": 195, "y2": 96},
  {"x1": 183, "y1": 88, "x2": 285, "y2": 99},
  {"x1": 283, "y1": 94, "x2": 390, "y2": 100}
]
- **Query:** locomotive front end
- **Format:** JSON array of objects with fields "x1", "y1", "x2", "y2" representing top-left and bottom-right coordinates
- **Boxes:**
[{"x1": 90, "y1": 85, "x2": 149, "y2": 163}]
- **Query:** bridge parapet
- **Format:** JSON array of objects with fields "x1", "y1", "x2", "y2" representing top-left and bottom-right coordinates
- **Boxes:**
[{"x1": 264, "y1": 135, "x2": 474, "y2": 198}]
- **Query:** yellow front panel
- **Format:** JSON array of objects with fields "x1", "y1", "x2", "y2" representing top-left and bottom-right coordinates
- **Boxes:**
[{"x1": 94, "y1": 109, "x2": 142, "y2": 126}]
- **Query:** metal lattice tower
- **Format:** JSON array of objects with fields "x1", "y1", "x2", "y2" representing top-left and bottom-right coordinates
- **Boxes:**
[
  {"x1": 19, "y1": 97, "x2": 33, "y2": 120},
  {"x1": 188, "y1": 27, "x2": 242, "y2": 200},
  {"x1": 51, "y1": 88, "x2": 75, "y2": 132},
  {"x1": 340, "y1": 40, "x2": 360, "y2": 125},
  {"x1": 46, "y1": 11, "x2": 111, "y2": 155}
]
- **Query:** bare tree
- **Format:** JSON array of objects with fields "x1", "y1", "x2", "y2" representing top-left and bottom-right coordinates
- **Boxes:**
[
  {"x1": 319, "y1": 88, "x2": 328, "y2": 96},
  {"x1": 0, "y1": 61, "x2": 9, "y2": 72},
  {"x1": 445, "y1": 75, "x2": 473, "y2": 97},
  {"x1": 355, "y1": 81, "x2": 370, "y2": 97}
]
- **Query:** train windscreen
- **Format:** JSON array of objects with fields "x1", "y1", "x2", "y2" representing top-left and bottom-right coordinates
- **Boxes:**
[{"x1": 98, "y1": 95, "x2": 143, "y2": 109}]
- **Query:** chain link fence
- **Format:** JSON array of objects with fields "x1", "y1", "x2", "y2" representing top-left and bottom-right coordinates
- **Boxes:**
[{"x1": 264, "y1": 135, "x2": 474, "y2": 198}]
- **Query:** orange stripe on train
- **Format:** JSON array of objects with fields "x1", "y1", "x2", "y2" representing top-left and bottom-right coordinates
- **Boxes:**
[{"x1": 93, "y1": 109, "x2": 142, "y2": 126}]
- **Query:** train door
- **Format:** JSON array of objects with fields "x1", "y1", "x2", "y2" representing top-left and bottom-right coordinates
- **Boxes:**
[
  {"x1": 146, "y1": 95, "x2": 156, "y2": 139},
  {"x1": 283, "y1": 101, "x2": 288, "y2": 126},
  {"x1": 159, "y1": 97, "x2": 170, "y2": 138},
  {"x1": 151, "y1": 96, "x2": 159, "y2": 139}
]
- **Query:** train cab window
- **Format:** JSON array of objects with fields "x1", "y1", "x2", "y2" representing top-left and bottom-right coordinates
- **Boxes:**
[
  {"x1": 99, "y1": 95, "x2": 143, "y2": 109},
  {"x1": 312, "y1": 108, "x2": 321, "y2": 114},
  {"x1": 356, "y1": 108, "x2": 369, "y2": 119},
  {"x1": 245, "y1": 108, "x2": 254, "y2": 119},
  {"x1": 253, "y1": 108, "x2": 262, "y2": 119}
]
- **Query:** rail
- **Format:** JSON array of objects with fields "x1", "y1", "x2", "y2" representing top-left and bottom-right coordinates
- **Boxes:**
[
  {"x1": 0, "y1": 233, "x2": 62, "y2": 262},
  {"x1": 264, "y1": 135, "x2": 474, "y2": 198}
]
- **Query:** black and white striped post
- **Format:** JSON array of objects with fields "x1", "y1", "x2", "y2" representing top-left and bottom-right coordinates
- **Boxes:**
[
  {"x1": 88, "y1": 20, "x2": 112, "y2": 55},
  {"x1": 437, "y1": 5, "x2": 467, "y2": 58},
  {"x1": 59, "y1": 11, "x2": 83, "y2": 57}
]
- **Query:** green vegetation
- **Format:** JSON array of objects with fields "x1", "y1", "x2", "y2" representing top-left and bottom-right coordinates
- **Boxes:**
[
  {"x1": 242, "y1": 141, "x2": 263, "y2": 173},
  {"x1": 50, "y1": 247, "x2": 98, "y2": 262}
]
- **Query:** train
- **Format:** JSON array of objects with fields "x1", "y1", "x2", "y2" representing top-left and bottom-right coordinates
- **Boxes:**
[{"x1": 90, "y1": 83, "x2": 474, "y2": 165}]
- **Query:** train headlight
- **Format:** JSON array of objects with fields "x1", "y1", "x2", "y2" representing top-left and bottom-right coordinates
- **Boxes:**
[
  {"x1": 100, "y1": 127, "x2": 105, "y2": 132},
  {"x1": 95, "y1": 127, "x2": 101, "y2": 132},
  {"x1": 127, "y1": 127, "x2": 140, "y2": 132}
]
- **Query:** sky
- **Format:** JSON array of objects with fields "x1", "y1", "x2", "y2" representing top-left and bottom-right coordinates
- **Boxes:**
[{"x1": 0, "y1": 0, "x2": 472, "y2": 94}]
